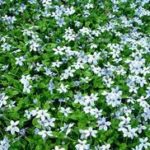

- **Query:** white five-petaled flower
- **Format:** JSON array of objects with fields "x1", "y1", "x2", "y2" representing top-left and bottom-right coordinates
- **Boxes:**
[
  {"x1": 97, "y1": 117, "x2": 111, "y2": 131},
  {"x1": 95, "y1": 144, "x2": 111, "y2": 150},
  {"x1": 75, "y1": 140, "x2": 90, "y2": 150},
  {"x1": 103, "y1": 87, "x2": 122, "y2": 107},
  {"x1": 15, "y1": 56, "x2": 25, "y2": 66},
  {"x1": 0, "y1": 137, "x2": 10, "y2": 150},
  {"x1": 20, "y1": 75, "x2": 32, "y2": 93},
  {"x1": 63, "y1": 27, "x2": 76, "y2": 42},
  {"x1": 0, "y1": 93, "x2": 8, "y2": 108},
  {"x1": 60, "y1": 107, "x2": 72, "y2": 117},
  {"x1": 57, "y1": 84, "x2": 68, "y2": 93},
  {"x1": 38, "y1": 130, "x2": 52, "y2": 139},
  {"x1": 6, "y1": 120, "x2": 20, "y2": 135},
  {"x1": 80, "y1": 127, "x2": 97, "y2": 139},
  {"x1": 138, "y1": 137, "x2": 150, "y2": 149}
]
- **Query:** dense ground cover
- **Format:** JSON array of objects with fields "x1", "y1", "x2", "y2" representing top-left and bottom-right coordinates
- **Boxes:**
[{"x1": 0, "y1": 0, "x2": 150, "y2": 149}]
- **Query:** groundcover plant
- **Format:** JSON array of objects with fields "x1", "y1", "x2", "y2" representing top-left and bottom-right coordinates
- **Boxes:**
[{"x1": 0, "y1": 0, "x2": 150, "y2": 149}]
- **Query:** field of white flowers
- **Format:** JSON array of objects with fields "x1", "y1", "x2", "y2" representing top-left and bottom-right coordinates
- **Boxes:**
[{"x1": 0, "y1": 0, "x2": 150, "y2": 149}]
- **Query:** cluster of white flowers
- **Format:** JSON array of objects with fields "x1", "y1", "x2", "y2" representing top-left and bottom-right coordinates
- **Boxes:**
[
  {"x1": 1, "y1": 0, "x2": 150, "y2": 149},
  {"x1": 25, "y1": 108, "x2": 55, "y2": 139},
  {"x1": 51, "y1": 5, "x2": 75, "y2": 27},
  {"x1": 74, "y1": 93, "x2": 98, "y2": 107},
  {"x1": 22, "y1": 28, "x2": 43, "y2": 52},
  {"x1": 63, "y1": 28, "x2": 76, "y2": 42}
]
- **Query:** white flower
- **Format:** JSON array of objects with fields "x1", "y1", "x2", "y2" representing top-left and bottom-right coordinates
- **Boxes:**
[
  {"x1": 75, "y1": 140, "x2": 90, "y2": 150},
  {"x1": 6, "y1": 120, "x2": 20, "y2": 135},
  {"x1": 73, "y1": 62, "x2": 84, "y2": 70},
  {"x1": 60, "y1": 123, "x2": 74, "y2": 135},
  {"x1": 52, "y1": 60, "x2": 63, "y2": 68},
  {"x1": 23, "y1": 85, "x2": 32, "y2": 93},
  {"x1": 119, "y1": 116, "x2": 131, "y2": 127},
  {"x1": 44, "y1": 67, "x2": 54, "y2": 76},
  {"x1": 38, "y1": 130, "x2": 52, "y2": 139},
  {"x1": 74, "y1": 92, "x2": 84, "y2": 104},
  {"x1": 146, "y1": 87, "x2": 150, "y2": 97},
  {"x1": 2, "y1": 15, "x2": 16, "y2": 24},
  {"x1": 41, "y1": 0, "x2": 52, "y2": 6},
  {"x1": 20, "y1": 75, "x2": 32, "y2": 93},
  {"x1": 103, "y1": 87, "x2": 122, "y2": 107},
  {"x1": 83, "y1": 93, "x2": 98, "y2": 106},
  {"x1": 30, "y1": 108, "x2": 39, "y2": 117},
  {"x1": 84, "y1": 106, "x2": 102, "y2": 118},
  {"x1": 56, "y1": 17, "x2": 66, "y2": 27},
  {"x1": 73, "y1": 59, "x2": 85, "y2": 69},
  {"x1": 118, "y1": 125, "x2": 138, "y2": 139},
  {"x1": 1, "y1": 65, "x2": 9, "y2": 71},
  {"x1": 81, "y1": 77, "x2": 90, "y2": 83},
  {"x1": 87, "y1": 52, "x2": 100, "y2": 65},
  {"x1": 36, "y1": 110, "x2": 49, "y2": 121},
  {"x1": 15, "y1": 56, "x2": 25, "y2": 66},
  {"x1": 0, "y1": 137, "x2": 10, "y2": 150},
  {"x1": 91, "y1": 65, "x2": 101, "y2": 76},
  {"x1": 24, "y1": 110, "x2": 32, "y2": 119},
  {"x1": 65, "y1": 6, "x2": 75, "y2": 16},
  {"x1": 137, "y1": 124, "x2": 146, "y2": 134},
  {"x1": 79, "y1": 27, "x2": 91, "y2": 35},
  {"x1": 102, "y1": 76, "x2": 114, "y2": 88},
  {"x1": 63, "y1": 27, "x2": 76, "y2": 42},
  {"x1": 75, "y1": 21, "x2": 81, "y2": 27},
  {"x1": 54, "y1": 146, "x2": 65, "y2": 150},
  {"x1": 97, "y1": 117, "x2": 111, "y2": 131},
  {"x1": 85, "y1": 3, "x2": 94, "y2": 9},
  {"x1": 137, "y1": 96, "x2": 149, "y2": 108},
  {"x1": 48, "y1": 79, "x2": 55, "y2": 94},
  {"x1": 142, "y1": 107, "x2": 150, "y2": 121},
  {"x1": 57, "y1": 84, "x2": 68, "y2": 93},
  {"x1": 0, "y1": 93, "x2": 8, "y2": 108},
  {"x1": 80, "y1": 127, "x2": 97, "y2": 139},
  {"x1": 1, "y1": 43, "x2": 11, "y2": 51},
  {"x1": 127, "y1": 56, "x2": 145, "y2": 75},
  {"x1": 139, "y1": 137, "x2": 150, "y2": 149},
  {"x1": 61, "y1": 67, "x2": 75, "y2": 80},
  {"x1": 38, "y1": 117, "x2": 55, "y2": 128},
  {"x1": 60, "y1": 107, "x2": 72, "y2": 117},
  {"x1": 53, "y1": 46, "x2": 65, "y2": 55},
  {"x1": 95, "y1": 144, "x2": 111, "y2": 150},
  {"x1": 90, "y1": 43, "x2": 97, "y2": 49},
  {"x1": 29, "y1": 40, "x2": 41, "y2": 52}
]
